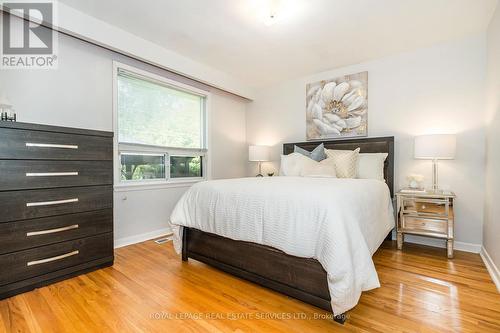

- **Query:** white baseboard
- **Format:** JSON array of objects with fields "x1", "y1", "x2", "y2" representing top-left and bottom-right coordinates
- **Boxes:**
[
  {"x1": 480, "y1": 247, "x2": 500, "y2": 292},
  {"x1": 454, "y1": 241, "x2": 482, "y2": 253},
  {"x1": 401, "y1": 235, "x2": 481, "y2": 253},
  {"x1": 114, "y1": 228, "x2": 172, "y2": 249}
]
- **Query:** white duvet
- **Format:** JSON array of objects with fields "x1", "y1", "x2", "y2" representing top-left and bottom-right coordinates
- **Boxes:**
[{"x1": 169, "y1": 176, "x2": 394, "y2": 314}]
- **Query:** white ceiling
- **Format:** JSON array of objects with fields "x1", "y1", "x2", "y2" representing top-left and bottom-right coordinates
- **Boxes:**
[{"x1": 59, "y1": 0, "x2": 498, "y2": 88}]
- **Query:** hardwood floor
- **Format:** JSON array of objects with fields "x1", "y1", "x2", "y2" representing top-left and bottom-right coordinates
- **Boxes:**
[{"x1": 1, "y1": 240, "x2": 499, "y2": 332}]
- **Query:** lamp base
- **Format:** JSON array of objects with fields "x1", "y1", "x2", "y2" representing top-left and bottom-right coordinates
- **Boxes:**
[
  {"x1": 431, "y1": 159, "x2": 439, "y2": 192},
  {"x1": 255, "y1": 161, "x2": 264, "y2": 178}
]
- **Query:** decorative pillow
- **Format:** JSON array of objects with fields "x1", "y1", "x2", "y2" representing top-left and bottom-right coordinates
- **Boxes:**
[
  {"x1": 280, "y1": 153, "x2": 311, "y2": 176},
  {"x1": 357, "y1": 153, "x2": 388, "y2": 181},
  {"x1": 300, "y1": 158, "x2": 337, "y2": 178},
  {"x1": 324, "y1": 148, "x2": 360, "y2": 178},
  {"x1": 294, "y1": 143, "x2": 326, "y2": 162},
  {"x1": 279, "y1": 153, "x2": 336, "y2": 177}
]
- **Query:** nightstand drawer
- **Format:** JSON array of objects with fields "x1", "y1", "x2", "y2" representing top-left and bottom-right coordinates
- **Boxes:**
[
  {"x1": 402, "y1": 216, "x2": 447, "y2": 235},
  {"x1": 402, "y1": 198, "x2": 451, "y2": 218}
]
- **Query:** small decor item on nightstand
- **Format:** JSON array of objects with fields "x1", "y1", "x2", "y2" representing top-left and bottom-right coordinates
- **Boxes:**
[
  {"x1": 267, "y1": 172, "x2": 274, "y2": 177},
  {"x1": 0, "y1": 96, "x2": 16, "y2": 122},
  {"x1": 249, "y1": 145, "x2": 270, "y2": 177},
  {"x1": 1, "y1": 108, "x2": 16, "y2": 122},
  {"x1": 396, "y1": 190, "x2": 456, "y2": 258},
  {"x1": 407, "y1": 174, "x2": 424, "y2": 190}
]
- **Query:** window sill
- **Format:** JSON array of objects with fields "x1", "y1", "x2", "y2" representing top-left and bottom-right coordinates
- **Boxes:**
[{"x1": 114, "y1": 178, "x2": 204, "y2": 192}]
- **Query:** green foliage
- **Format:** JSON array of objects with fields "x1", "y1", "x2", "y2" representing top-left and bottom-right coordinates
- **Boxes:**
[
  {"x1": 120, "y1": 154, "x2": 165, "y2": 180},
  {"x1": 170, "y1": 156, "x2": 201, "y2": 178}
]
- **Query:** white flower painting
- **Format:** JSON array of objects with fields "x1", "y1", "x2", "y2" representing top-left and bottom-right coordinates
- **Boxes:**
[{"x1": 306, "y1": 71, "x2": 368, "y2": 140}]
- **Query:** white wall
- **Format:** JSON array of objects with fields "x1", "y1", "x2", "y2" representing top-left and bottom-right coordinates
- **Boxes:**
[
  {"x1": 0, "y1": 25, "x2": 249, "y2": 247},
  {"x1": 114, "y1": 186, "x2": 188, "y2": 247},
  {"x1": 0, "y1": 30, "x2": 113, "y2": 131},
  {"x1": 246, "y1": 36, "x2": 487, "y2": 248},
  {"x1": 483, "y1": 3, "x2": 500, "y2": 284}
]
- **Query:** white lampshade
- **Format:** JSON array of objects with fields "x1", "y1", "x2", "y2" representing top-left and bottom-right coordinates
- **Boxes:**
[
  {"x1": 414, "y1": 134, "x2": 456, "y2": 160},
  {"x1": 249, "y1": 145, "x2": 270, "y2": 162}
]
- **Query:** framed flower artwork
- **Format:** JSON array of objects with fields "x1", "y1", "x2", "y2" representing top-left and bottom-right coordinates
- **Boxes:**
[{"x1": 306, "y1": 71, "x2": 368, "y2": 140}]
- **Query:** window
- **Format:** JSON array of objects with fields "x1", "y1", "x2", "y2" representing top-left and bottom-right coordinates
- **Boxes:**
[
  {"x1": 170, "y1": 156, "x2": 202, "y2": 178},
  {"x1": 120, "y1": 153, "x2": 165, "y2": 181},
  {"x1": 115, "y1": 63, "x2": 208, "y2": 185}
]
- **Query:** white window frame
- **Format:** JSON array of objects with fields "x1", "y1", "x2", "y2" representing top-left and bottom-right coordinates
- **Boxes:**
[{"x1": 112, "y1": 61, "x2": 211, "y2": 190}]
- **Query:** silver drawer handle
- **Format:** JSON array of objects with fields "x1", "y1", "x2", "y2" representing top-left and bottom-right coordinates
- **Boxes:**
[
  {"x1": 26, "y1": 172, "x2": 79, "y2": 177},
  {"x1": 27, "y1": 224, "x2": 79, "y2": 237},
  {"x1": 27, "y1": 250, "x2": 79, "y2": 266},
  {"x1": 26, "y1": 143, "x2": 78, "y2": 149},
  {"x1": 26, "y1": 198, "x2": 78, "y2": 207}
]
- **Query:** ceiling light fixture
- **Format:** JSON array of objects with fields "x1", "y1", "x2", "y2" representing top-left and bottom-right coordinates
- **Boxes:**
[
  {"x1": 263, "y1": 0, "x2": 280, "y2": 26},
  {"x1": 264, "y1": 12, "x2": 277, "y2": 26}
]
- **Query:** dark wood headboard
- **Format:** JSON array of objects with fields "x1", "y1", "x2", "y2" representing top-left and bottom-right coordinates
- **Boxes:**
[{"x1": 283, "y1": 136, "x2": 395, "y2": 197}]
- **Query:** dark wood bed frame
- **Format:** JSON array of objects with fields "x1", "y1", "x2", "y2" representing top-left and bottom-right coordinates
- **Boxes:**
[{"x1": 182, "y1": 136, "x2": 394, "y2": 323}]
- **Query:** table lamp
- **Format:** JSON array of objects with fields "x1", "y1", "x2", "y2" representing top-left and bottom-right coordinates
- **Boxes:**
[
  {"x1": 414, "y1": 134, "x2": 456, "y2": 193},
  {"x1": 249, "y1": 145, "x2": 270, "y2": 177}
]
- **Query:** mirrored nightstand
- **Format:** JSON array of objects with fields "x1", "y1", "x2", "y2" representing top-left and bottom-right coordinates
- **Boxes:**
[{"x1": 396, "y1": 190, "x2": 456, "y2": 258}]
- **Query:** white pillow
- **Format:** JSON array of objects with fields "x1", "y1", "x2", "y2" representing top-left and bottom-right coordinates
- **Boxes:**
[
  {"x1": 280, "y1": 153, "x2": 309, "y2": 176},
  {"x1": 300, "y1": 158, "x2": 337, "y2": 178},
  {"x1": 357, "y1": 153, "x2": 388, "y2": 181},
  {"x1": 324, "y1": 148, "x2": 360, "y2": 178},
  {"x1": 279, "y1": 153, "x2": 336, "y2": 177}
]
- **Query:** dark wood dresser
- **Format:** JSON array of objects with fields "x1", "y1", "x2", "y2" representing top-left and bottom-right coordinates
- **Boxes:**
[{"x1": 0, "y1": 122, "x2": 114, "y2": 299}]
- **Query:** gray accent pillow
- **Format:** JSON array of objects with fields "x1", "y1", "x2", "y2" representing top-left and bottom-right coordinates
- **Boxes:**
[{"x1": 294, "y1": 143, "x2": 326, "y2": 161}]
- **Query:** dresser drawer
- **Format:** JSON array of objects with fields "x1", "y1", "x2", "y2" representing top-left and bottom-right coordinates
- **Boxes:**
[
  {"x1": 0, "y1": 233, "x2": 113, "y2": 287},
  {"x1": 0, "y1": 186, "x2": 113, "y2": 223},
  {"x1": 0, "y1": 209, "x2": 112, "y2": 254},
  {"x1": 0, "y1": 160, "x2": 112, "y2": 191},
  {"x1": 0, "y1": 128, "x2": 112, "y2": 161},
  {"x1": 401, "y1": 216, "x2": 448, "y2": 235}
]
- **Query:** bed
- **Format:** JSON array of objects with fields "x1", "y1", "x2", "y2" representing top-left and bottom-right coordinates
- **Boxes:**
[{"x1": 170, "y1": 136, "x2": 394, "y2": 323}]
